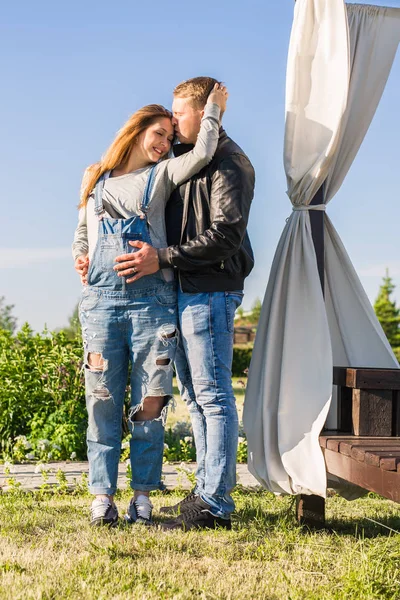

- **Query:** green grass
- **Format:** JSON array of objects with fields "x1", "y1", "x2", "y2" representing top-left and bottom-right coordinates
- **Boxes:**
[
  {"x1": 166, "y1": 377, "x2": 246, "y2": 429},
  {"x1": 1, "y1": 489, "x2": 399, "y2": 599}
]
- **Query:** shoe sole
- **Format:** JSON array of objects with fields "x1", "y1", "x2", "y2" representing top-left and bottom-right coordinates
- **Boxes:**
[
  {"x1": 90, "y1": 517, "x2": 119, "y2": 527},
  {"x1": 160, "y1": 521, "x2": 232, "y2": 531},
  {"x1": 123, "y1": 515, "x2": 153, "y2": 526}
]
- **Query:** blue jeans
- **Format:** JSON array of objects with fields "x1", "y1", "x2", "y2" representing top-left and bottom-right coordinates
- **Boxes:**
[
  {"x1": 79, "y1": 283, "x2": 177, "y2": 496},
  {"x1": 175, "y1": 289, "x2": 243, "y2": 518}
]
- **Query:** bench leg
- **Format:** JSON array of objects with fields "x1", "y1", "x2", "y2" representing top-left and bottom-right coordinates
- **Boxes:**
[{"x1": 296, "y1": 494, "x2": 325, "y2": 529}]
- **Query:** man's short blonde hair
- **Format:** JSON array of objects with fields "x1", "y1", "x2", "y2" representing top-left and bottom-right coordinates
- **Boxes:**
[{"x1": 173, "y1": 76, "x2": 221, "y2": 110}]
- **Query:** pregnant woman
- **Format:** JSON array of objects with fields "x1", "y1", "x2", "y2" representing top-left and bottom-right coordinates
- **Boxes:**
[{"x1": 72, "y1": 83, "x2": 227, "y2": 526}]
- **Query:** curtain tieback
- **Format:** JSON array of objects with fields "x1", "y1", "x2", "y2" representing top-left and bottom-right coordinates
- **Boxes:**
[
  {"x1": 286, "y1": 204, "x2": 326, "y2": 222},
  {"x1": 292, "y1": 204, "x2": 326, "y2": 211}
]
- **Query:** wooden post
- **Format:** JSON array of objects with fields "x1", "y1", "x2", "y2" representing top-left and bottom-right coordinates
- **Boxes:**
[
  {"x1": 296, "y1": 495, "x2": 326, "y2": 529},
  {"x1": 333, "y1": 367, "x2": 398, "y2": 436},
  {"x1": 352, "y1": 389, "x2": 393, "y2": 436},
  {"x1": 296, "y1": 185, "x2": 327, "y2": 528},
  {"x1": 394, "y1": 391, "x2": 400, "y2": 436},
  {"x1": 337, "y1": 385, "x2": 353, "y2": 433},
  {"x1": 309, "y1": 185, "x2": 325, "y2": 294}
]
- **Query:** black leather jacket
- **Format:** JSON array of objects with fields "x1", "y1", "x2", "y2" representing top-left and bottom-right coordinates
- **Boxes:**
[{"x1": 158, "y1": 128, "x2": 255, "y2": 293}]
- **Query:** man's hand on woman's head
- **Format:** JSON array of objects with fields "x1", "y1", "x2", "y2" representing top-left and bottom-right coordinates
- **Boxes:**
[
  {"x1": 114, "y1": 241, "x2": 160, "y2": 283},
  {"x1": 207, "y1": 83, "x2": 229, "y2": 114}
]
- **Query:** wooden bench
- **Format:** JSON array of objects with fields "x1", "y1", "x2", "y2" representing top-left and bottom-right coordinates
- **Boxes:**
[
  {"x1": 297, "y1": 367, "x2": 400, "y2": 527},
  {"x1": 320, "y1": 435, "x2": 400, "y2": 503}
]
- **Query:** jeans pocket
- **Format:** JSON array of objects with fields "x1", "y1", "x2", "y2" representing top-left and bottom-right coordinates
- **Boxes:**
[
  {"x1": 99, "y1": 237, "x2": 123, "y2": 273},
  {"x1": 225, "y1": 292, "x2": 243, "y2": 334},
  {"x1": 79, "y1": 290, "x2": 101, "y2": 314},
  {"x1": 154, "y1": 293, "x2": 177, "y2": 307}
]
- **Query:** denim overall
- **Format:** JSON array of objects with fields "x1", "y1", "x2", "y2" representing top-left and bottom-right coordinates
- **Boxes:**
[{"x1": 79, "y1": 166, "x2": 177, "y2": 496}]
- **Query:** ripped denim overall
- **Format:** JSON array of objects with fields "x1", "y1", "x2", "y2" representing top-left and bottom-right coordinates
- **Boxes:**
[{"x1": 79, "y1": 165, "x2": 177, "y2": 495}]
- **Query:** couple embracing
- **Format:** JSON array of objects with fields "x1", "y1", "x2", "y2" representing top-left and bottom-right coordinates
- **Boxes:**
[{"x1": 72, "y1": 76, "x2": 255, "y2": 531}]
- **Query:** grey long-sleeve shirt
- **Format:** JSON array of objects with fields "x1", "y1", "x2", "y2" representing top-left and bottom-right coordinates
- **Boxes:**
[{"x1": 72, "y1": 102, "x2": 220, "y2": 284}]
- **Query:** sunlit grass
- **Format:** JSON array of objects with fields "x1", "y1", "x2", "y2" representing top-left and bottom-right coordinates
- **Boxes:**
[{"x1": 1, "y1": 489, "x2": 399, "y2": 599}]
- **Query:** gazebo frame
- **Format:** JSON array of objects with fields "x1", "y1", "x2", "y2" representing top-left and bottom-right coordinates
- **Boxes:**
[{"x1": 290, "y1": 0, "x2": 400, "y2": 527}]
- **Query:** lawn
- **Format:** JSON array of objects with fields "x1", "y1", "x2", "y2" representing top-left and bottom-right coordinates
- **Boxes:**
[{"x1": 1, "y1": 488, "x2": 399, "y2": 600}]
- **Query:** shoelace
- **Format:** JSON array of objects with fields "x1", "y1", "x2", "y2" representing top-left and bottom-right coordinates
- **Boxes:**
[
  {"x1": 177, "y1": 502, "x2": 209, "y2": 520},
  {"x1": 91, "y1": 500, "x2": 112, "y2": 520},
  {"x1": 178, "y1": 492, "x2": 197, "y2": 507}
]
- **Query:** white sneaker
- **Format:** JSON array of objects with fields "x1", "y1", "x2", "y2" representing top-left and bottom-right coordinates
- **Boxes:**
[
  {"x1": 90, "y1": 498, "x2": 119, "y2": 527},
  {"x1": 124, "y1": 494, "x2": 153, "y2": 525}
]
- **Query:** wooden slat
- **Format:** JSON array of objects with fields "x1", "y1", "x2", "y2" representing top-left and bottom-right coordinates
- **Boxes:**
[
  {"x1": 350, "y1": 445, "x2": 400, "y2": 464},
  {"x1": 333, "y1": 367, "x2": 400, "y2": 390},
  {"x1": 323, "y1": 448, "x2": 400, "y2": 503},
  {"x1": 327, "y1": 439, "x2": 341, "y2": 452},
  {"x1": 351, "y1": 446, "x2": 367, "y2": 462},
  {"x1": 320, "y1": 435, "x2": 400, "y2": 447},
  {"x1": 339, "y1": 441, "x2": 355, "y2": 457},
  {"x1": 320, "y1": 436, "x2": 400, "y2": 473},
  {"x1": 339, "y1": 440, "x2": 400, "y2": 457},
  {"x1": 380, "y1": 455, "x2": 400, "y2": 472},
  {"x1": 365, "y1": 450, "x2": 400, "y2": 469}
]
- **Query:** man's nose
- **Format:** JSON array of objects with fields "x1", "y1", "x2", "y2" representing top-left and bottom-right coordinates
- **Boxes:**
[{"x1": 171, "y1": 116, "x2": 178, "y2": 126}]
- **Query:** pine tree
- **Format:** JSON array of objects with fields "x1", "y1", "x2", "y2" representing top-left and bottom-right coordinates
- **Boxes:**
[{"x1": 374, "y1": 270, "x2": 400, "y2": 356}]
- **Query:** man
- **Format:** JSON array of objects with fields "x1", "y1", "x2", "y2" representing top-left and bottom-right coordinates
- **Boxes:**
[{"x1": 114, "y1": 76, "x2": 255, "y2": 530}]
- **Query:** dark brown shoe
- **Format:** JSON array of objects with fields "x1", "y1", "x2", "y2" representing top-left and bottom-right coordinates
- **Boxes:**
[
  {"x1": 159, "y1": 491, "x2": 198, "y2": 516},
  {"x1": 161, "y1": 497, "x2": 232, "y2": 531}
]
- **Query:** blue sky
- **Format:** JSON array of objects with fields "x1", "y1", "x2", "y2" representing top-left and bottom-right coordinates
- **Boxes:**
[{"x1": 1, "y1": 0, "x2": 399, "y2": 331}]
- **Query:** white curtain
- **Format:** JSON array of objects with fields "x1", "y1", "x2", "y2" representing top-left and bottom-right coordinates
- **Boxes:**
[{"x1": 243, "y1": 0, "x2": 400, "y2": 497}]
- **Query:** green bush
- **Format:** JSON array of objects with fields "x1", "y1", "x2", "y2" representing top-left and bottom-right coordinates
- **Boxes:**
[
  {"x1": 0, "y1": 325, "x2": 87, "y2": 460},
  {"x1": 0, "y1": 326, "x2": 250, "y2": 464},
  {"x1": 232, "y1": 345, "x2": 253, "y2": 377}
]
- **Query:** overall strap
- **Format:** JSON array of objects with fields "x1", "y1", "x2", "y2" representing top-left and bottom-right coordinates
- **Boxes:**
[
  {"x1": 93, "y1": 171, "x2": 110, "y2": 218},
  {"x1": 140, "y1": 164, "x2": 158, "y2": 214}
]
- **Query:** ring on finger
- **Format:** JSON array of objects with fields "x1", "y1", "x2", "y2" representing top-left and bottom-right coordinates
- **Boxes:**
[{"x1": 131, "y1": 267, "x2": 137, "y2": 274}]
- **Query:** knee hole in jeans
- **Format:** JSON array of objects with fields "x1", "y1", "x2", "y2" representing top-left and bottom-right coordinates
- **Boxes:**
[
  {"x1": 86, "y1": 352, "x2": 105, "y2": 372},
  {"x1": 156, "y1": 357, "x2": 171, "y2": 366},
  {"x1": 132, "y1": 396, "x2": 167, "y2": 421},
  {"x1": 86, "y1": 352, "x2": 112, "y2": 400}
]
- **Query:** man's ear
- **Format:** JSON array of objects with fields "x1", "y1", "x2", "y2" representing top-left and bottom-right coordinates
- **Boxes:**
[{"x1": 200, "y1": 109, "x2": 205, "y2": 119}]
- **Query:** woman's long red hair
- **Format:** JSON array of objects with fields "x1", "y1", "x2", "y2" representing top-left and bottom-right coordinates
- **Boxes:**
[{"x1": 79, "y1": 104, "x2": 172, "y2": 208}]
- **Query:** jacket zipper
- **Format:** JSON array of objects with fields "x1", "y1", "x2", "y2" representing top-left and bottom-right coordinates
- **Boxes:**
[{"x1": 178, "y1": 182, "x2": 192, "y2": 292}]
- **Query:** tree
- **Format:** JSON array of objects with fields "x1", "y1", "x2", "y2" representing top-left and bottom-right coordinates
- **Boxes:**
[
  {"x1": 59, "y1": 303, "x2": 81, "y2": 340},
  {"x1": 0, "y1": 296, "x2": 17, "y2": 333},
  {"x1": 374, "y1": 270, "x2": 400, "y2": 357},
  {"x1": 235, "y1": 306, "x2": 244, "y2": 320},
  {"x1": 250, "y1": 297, "x2": 262, "y2": 324}
]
